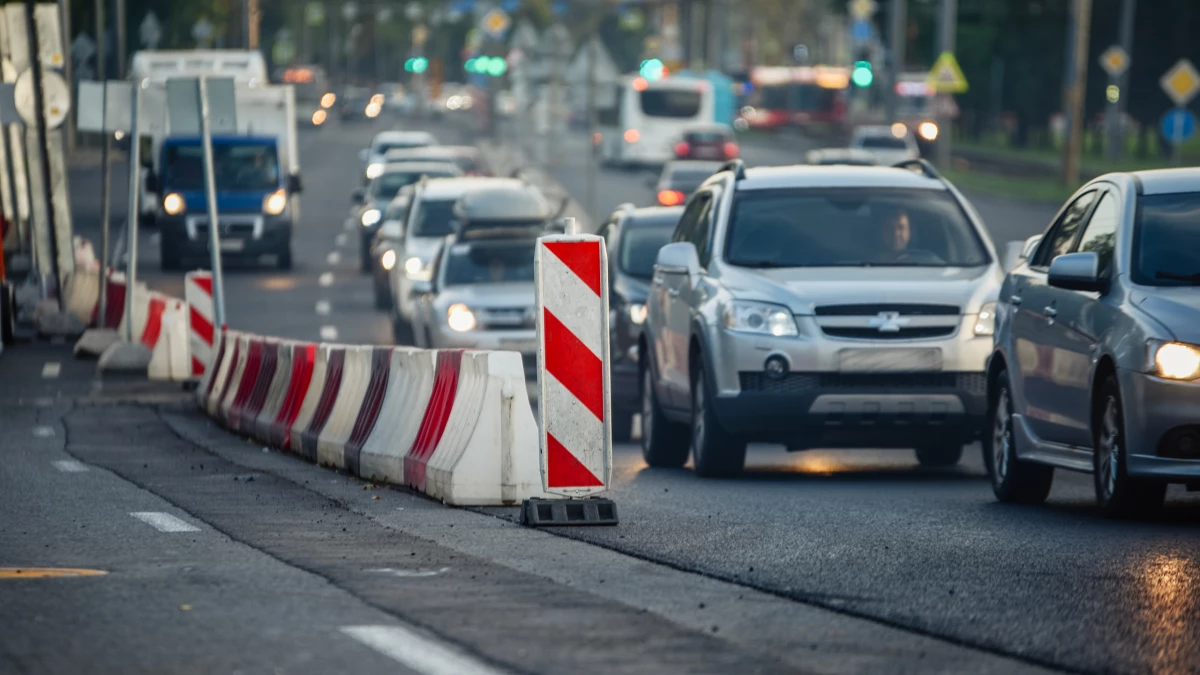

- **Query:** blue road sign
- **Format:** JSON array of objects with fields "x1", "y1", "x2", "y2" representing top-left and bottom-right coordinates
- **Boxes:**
[
  {"x1": 502, "y1": 0, "x2": 519, "y2": 12},
  {"x1": 1161, "y1": 108, "x2": 1197, "y2": 144},
  {"x1": 850, "y1": 20, "x2": 873, "y2": 43}
]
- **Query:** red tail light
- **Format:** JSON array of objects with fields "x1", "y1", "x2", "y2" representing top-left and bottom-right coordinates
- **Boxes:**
[
  {"x1": 674, "y1": 142, "x2": 690, "y2": 158},
  {"x1": 657, "y1": 190, "x2": 685, "y2": 206},
  {"x1": 723, "y1": 142, "x2": 740, "y2": 159}
]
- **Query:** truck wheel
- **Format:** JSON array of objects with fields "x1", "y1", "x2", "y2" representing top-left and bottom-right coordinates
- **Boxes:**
[
  {"x1": 690, "y1": 359, "x2": 747, "y2": 478},
  {"x1": 277, "y1": 245, "x2": 293, "y2": 271},
  {"x1": 641, "y1": 365, "x2": 689, "y2": 468},
  {"x1": 915, "y1": 444, "x2": 964, "y2": 467},
  {"x1": 160, "y1": 239, "x2": 182, "y2": 271}
]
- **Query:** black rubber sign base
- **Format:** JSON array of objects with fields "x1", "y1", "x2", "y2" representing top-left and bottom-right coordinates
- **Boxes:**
[{"x1": 521, "y1": 497, "x2": 619, "y2": 527}]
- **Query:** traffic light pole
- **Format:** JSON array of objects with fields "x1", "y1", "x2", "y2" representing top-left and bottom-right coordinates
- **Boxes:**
[{"x1": 935, "y1": 0, "x2": 956, "y2": 169}]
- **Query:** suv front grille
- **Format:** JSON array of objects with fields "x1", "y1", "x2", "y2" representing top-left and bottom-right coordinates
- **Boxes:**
[
  {"x1": 739, "y1": 372, "x2": 985, "y2": 395},
  {"x1": 821, "y1": 326, "x2": 957, "y2": 340},
  {"x1": 815, "y1": 304, "x2": 960, "y2": 316}
]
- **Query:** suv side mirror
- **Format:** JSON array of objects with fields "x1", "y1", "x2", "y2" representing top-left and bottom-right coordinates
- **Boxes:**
[
  {"x1": 351, "y1": 187, "x2": 366, "y2": 204},
  {"x1": 655, "y1": 242, "x2": 701, "y2": 278},
  {"x1": 1021, "y1": 234, "x2": 1043, "y2": 261},
  {"x1": 143, "y1": 172, "x2": 159, "y2": 193},
  {"x1": 287, "y1": 174, "x2": 303, "y2": 194},
  {"x1": 1048, "y1": 252, "x2": 1103, "y2": 292}
]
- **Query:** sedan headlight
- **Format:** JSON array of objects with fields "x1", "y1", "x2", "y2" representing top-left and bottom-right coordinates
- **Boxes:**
[
  {"x1": 628, "y1": 303, "x2": 648, "y2": 325},
  {"x1": 361, "y1": 209, "x2": 381, "y2": 227},
  {"x1": 723, "y1": 300, "x2": 798, "y2": 337},
  {"x1": 162, "y1": 192, "x2": 186, "y2": 216},
  {"x1": 1151, "y1": 341, "x2": 1200, "y2": 380},
  {"x1": 366, "y1": 163, "x2": 384, "y2": 180},
  {"x1": 263, "y1": 189, "x2": 287, "y2": 216},
  {"x1": 974, "y1": 302, "x2": 997, "y2": 336},
  {"x1": 447, "y1": 303, "x2": 476, "y2": 332},
  {"x1": 381, "y1": 249, "x2": 397, "y2": 271}
]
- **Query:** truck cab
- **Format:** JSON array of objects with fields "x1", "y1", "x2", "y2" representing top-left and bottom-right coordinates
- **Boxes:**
[{"x1": 151, "y1": 135, "x2": 301, "y2": 270}]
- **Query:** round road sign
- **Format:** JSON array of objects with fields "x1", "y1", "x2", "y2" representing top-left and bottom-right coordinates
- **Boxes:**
[{"x1": 14, "y1": 68, "x2": 71, "y2": 129}]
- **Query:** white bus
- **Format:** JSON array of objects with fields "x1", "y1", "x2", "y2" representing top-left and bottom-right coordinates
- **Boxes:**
[{"x1": 597, "y1": 75, "x2": 716, "y2": 167}]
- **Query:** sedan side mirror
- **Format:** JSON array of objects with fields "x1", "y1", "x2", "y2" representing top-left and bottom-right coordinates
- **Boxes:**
[
  {"x1": 655, "y1": 242, "x2": 701, "y2": 278},
  {"x1": 1048, "y1": 252, "x2": 1104, "y2": 293},
  {"x1": 351, "y1": 187, "x2": 366, "y2": 204}
]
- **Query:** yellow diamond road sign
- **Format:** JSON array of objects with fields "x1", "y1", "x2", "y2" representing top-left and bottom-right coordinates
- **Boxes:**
[
  {"x1": 927, "y1": 52, "x2": 968, "y2": 94},
  {"x1": 1161, "y1": 59, "x2": 1200, "y2": 107},
  {"x1": 1099, "y1": 46, "x2": 1128, "y2": 78}
]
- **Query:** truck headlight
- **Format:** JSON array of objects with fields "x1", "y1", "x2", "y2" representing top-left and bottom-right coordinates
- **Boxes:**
[
  {"x1": 1152, "y1": 342, "x2": 1200, "y2": 380},
  {"x1": 447, "y1": 303, "x2": 476, "y2": 332},
  {"x1": 628, "y1": 303, "x2": 648, "y2": 325},
  {"x1": 263, "y1": 189, "x2": 287, "y2": 216},
  {"x1": 366, "y1": 163, "x2": 384, "y2": 180},
  {"x1": 723, "y1": 300, "x2": 798, "y2": 337},
  {"x1": 381, "y1": 249, "x2": 397, "y2": 270},
  {"x1": 361, "y1": 209, "x2": 381, "y2": 227},
  {"x1": 974, "y1": 302, "x2": 997, "y2": 336},
  {"x1": 163, "y1": 192, "x2": 185, "y2": 215}
]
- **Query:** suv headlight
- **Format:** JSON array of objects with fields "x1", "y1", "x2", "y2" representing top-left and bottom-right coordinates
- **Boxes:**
[
  {"x1": 366, "y1": 163, "x2": 384, "y2": 180},
  {"x1": 723, "y1": 300, "x2": 798, "y2": 337},
  {"x1": 974, "y1": 302, "x2": 997, "y2": 336},
  {"x1": 1150, "y1": 341, "x2": 1200, "y2": 380},
  {"x1": 447, "y1": 303, "x2": 476, "y2": 332},
  {"x1": 361, "y1": 209, "x2": 381, "y2": 227},
  {"x1": 263, "y1": 189, "x2": 287, "y2": 215}
]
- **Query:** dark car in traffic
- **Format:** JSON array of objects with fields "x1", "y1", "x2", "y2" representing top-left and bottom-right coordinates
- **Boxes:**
[
  {"x1": 352, "y1": 161, "x2": 462, "y2": 272},
  {"x1": 598, "y1": 203, "x2": 684, "y2": 441},
  {"x1": 650, "y1": 160, "x2": 724, "y2": 207},
  {"x1": 673, "y1": 124, "x2": 739, "y2": 162}
]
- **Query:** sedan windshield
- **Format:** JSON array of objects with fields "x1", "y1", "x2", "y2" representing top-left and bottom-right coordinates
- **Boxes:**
[
  {"x1": 443, "y1": 241, "x2": 536, "y2": 286},
  {"x1": 725, "y1": 188, "x2": 989, "y2": 268},
  {"x1": 410, "y1": 199, "x2": 458, "y2": 237},
  {"x1": 1133, "y1": 191, "x2": 1200, "y2": 286}
]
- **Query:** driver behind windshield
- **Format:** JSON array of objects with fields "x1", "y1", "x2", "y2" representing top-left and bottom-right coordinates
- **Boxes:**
[{"x1": 873, "y1": 207, "x2": 944, "y2": 265}]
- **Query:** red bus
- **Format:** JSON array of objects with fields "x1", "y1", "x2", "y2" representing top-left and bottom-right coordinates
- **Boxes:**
[{"x1": 738, "y1": 66, "x2": 850, "y2": 135}]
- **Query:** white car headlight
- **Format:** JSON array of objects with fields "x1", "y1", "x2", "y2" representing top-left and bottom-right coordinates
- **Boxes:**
[
  {"x1": 263, "y1": 189, "x2": 287, "y2": 216},
  {"x1": 366, "y1": 163, "x2": 384, "y2": 180},
  {"x1": 1152, "y1": 341, "x2": 1200, "y2": 380},
  {"x1": 628, "y1": 303, "x2": 648, "y2": 325},
  {"x1": 723, "y1": 300, "x2": 798, "y2": 337},
  {"x1": 974, "y1": 302, "x2": 997, "y2": 336},
  {"x1": 381, "y1": 249, "x2": 397, "y2": 270},
  {"x1": 447, "y1": 303, "x2": 476, "y2": 332},
  {"x1": 361, "y1": 209, "x2": 381, "y2": 227}
]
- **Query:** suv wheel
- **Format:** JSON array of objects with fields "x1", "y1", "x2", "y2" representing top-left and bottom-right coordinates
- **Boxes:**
[
  {"x1": 690, "y1": 359, "x2": 746, "y2": 478},
  {"x1": 640, "y1": 364, "x2": 689, "y2": 468},
  {"x1": 1093, "y1": 377, "x2": 1166, "y2": 518},
  {"x1": 985, "y1": 368, "x2": 1053, "y2": 504},
  {"x1": 915, "y1": 444, "x2": 964, "y2": 467},
  {"x1": 611, "y1": 412, "x2": 634, "y2": 443}
]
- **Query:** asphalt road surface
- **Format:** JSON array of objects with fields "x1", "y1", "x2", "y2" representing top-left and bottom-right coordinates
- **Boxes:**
[{"x1": 2, "y1": 111, "x2": 1194, "y2": 675}]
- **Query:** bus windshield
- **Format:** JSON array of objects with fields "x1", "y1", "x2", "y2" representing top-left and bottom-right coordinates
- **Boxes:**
[{"x1": 640, "y1": 89, "x2": 701, "y2": 118}]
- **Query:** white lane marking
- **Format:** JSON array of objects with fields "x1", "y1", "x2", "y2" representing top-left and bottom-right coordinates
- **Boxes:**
[
  {"x1": 327, "y1": 251, "x2": 341, "y2": 265},
  {"x1": 130, "y1": 512, "x2": 200, "y2": 533},
  {"x1": 52, "y1": 460, "x2": 89, "y2": 473},
  {"x1": 343, "y1": 219, "x2": 356, "y2": 231},
  {"x1": 365, "y1": 567, "x2": 452, "y2": 578},
  {"x1": 340, "y1": 625, "x2": 508, "y2": 675},
  {"x1": 315, "y1": 300, "x2": 331, "y2": 316},
  {"x1": 319, "y1": 272, "x2": 334, "y2": 287},
  {"x1": 41, "y1": 362, "x2": 61, "y2": 378},
  {"x1": 335, "y1": 233, "x2": 348, "y2": 247},
  {"x1": 32, "y1": 426, "x2": 55, "y2": 438},
  {"x1": 320, "y1": 325, "x2": 339, "y2": 341}
]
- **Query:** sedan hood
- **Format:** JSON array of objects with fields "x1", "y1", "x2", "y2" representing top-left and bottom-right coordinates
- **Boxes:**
[
  {"x1": 1134, "y1": 289, "x2": 1200, "y2": 344},
  {"x1": 720, "y1": 265, "x2": 1000, "y2": 315}
]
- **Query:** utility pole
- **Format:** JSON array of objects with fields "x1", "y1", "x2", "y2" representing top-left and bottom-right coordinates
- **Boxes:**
[
  {"x1": 1109, "y1": 0, "x2": 1136, "y2": 161},
  {"x1": 115, "y1": 0, "x2": 125, "y2": 77},
  {"x1": 887, "y1": 0, "x2": 907, "y2": 123},
  {"x1": 1062, "y1": 0, "x2": 1092, "y2": 187},
  {"x1": 585, "y1": 36, "x2": 596, "y2": 219},
  {"x1": 934, "y1": 0, "x2": 956, "y2": 168}
]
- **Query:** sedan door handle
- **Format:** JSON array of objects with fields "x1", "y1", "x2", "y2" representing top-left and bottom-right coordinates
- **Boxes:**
[
  {"x1": 1010, "y1": 294, "x2": 1022, "y2": 306},
  {"x1": 1043, "y1": 306, "x2": 1057, "y2": 318},
  {"x1": 667, "y1": 288, "x2": 680, "y2": 297}
]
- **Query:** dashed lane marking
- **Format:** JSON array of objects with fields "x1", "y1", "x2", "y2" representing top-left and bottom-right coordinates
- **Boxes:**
[
  {"x1": 316, "y1": 300, "x2": 331, "y2": 316},
  {"x1": 327, "y1": 251, "x2": 341, "y2": 265},
  {"x1": 340, "y1": 625, "x2": 509, "y2": 675},
  {"x1": 336, "y1": 233, "x2": 348, "y2": 247},
  {"x1": 130, "y1": 512, "x2": 201, "y2": 533},
  {"x1": 52, "y1": 460, "x2": 89, "y2": 473},
  {"x1": 319, "y1": 272, "x2": 334, "y2": 287},
  {"x1": 320, "y1": 325, "x2": 339, "y2": 341},
  {"x1": 32, "y1": 426, "x2": 55, "y2": 438},
  {"x1": 41, "y1": 362, "x2": 61, "y2": 378}
]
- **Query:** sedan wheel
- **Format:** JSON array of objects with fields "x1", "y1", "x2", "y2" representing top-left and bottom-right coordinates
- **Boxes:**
[
  {"x1": 985, "y1": 369, "x2": 1053, "y2": 504},
  {"x1": 1093, "y1": 377, "x2": 1166, "y2": 518}
]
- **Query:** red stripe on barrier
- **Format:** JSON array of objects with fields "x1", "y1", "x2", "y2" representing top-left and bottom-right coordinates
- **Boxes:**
[
  {"x1": 190, "y1": 305, "x2": 214, "y2": 345},
  {"x1": 405, "y1": 350, "x2": 462, "y2": 489},
  {"x1": 344, "y1": 347, "x2": 393, "y2": 477},
  {"x1": 201, "y1": 329, "x2": 228, "y2": 400},
  {"x1": 241, "y1": 341, "x2": 279, "y2": 429},
  {"x1": 543, "y1": 309, "x2": 604, "y2": 422},
  {"x1": 140, "y1": 296, "x2": 167, "y2": 348},
  {"x1": 228, "y1": 339, "x2": 265, "y2": 430},
  {"x1": 547, "y1": 432, "x2": 604, "y2": 487},
  {"x1": 192, "y1": 274, "x2": 213, "y2": 294},
  {"x1": 272, "y1": 343, "x2": 316, "y2": 451},
  {"x1": 214, "y1": 339, "x2": 242, "y2": 415},
  {"x1": 544, "y1": 240, "x2": 601, "y2": 296},
  {"x1": 104, "y1": 278, "x2": 125, "y2": 329},
  {"x1": 192, "y1": 356, "x2": 207, "y2": 376},
  {"x1": 299, "y1": 348, "x2": 345, "y2": 461}
]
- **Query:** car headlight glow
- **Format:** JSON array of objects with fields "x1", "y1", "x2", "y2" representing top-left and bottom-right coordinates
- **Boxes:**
[
  {"x1": 162, "y1": 192, "x2": 185, "y2": 216},
  {"x1": 1153, "y1": 342, "x2": 1200, "y2": 380},
  {"x1": 723, "y1": 300, "x2": 798, "y2": 337},
  {"x1": 628, "y1": 303, "x2": 648, "y2": 325},
  {"x1": 447, "y1": 303, "x2": 476, "y2": 332},
  {"x1": 918, "y1": 122, "x2": 939, "y2": 141},
  {"x1": 381, "y1": 249, "x2": 397, "y2": 271},
  {"x1": 263, "y1": 189, "x2": 287, "y2": 215},
  {"x1": 361, "y1": 209, "x2": 381, "y2": 227},
  {"x1": 311, "y1": 109, "x2": 327, "y2": 125},
  {"x1": 974, "y1": 302, "x2": 997, "y2": 336},
  {"x1": 366, "y1": 163, "x2": 384, "y2": 180}
]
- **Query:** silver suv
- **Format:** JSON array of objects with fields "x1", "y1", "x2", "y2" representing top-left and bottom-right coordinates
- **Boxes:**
[{"x1": 641, "y1": 159, "x2": 1007, "y2": 477}]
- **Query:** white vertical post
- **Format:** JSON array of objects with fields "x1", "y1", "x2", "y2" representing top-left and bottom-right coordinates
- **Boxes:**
[
  {"x1": 122, "y1": 81, "x2": 139, "y2": 342},
  {"x1": 198, "y1": 75, "x2": 226, "y2": 329}
]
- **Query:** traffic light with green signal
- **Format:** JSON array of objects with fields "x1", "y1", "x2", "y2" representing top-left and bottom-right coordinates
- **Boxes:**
[
  {"x1": 639, "y1": 58, "x2": 665, "y2": 81},
  {"x1": 404, "y1": 57, "x2": 429, "y2": 74},
  {"x1": 465, "y1": 56, "x2": 507, "y2": 77},
  {"x1": 851, "y1": 60, "x2": 873, "y2": 87}
]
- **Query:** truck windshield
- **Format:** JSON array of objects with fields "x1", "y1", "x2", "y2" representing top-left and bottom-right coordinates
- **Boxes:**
[{"x1": 162, "y1": 143, "x2": 280, "y2": 191}]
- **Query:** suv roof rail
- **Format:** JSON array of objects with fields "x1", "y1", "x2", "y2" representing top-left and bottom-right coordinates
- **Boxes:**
[
  {"x1": 718, "y1": 158, "x2": 746, "y2": 180},
  {"x1": 616, "y1": 202, "x2": 637, "y2": 213},
  {"x1": 892, "y1": 158, "x2": 941, "y2": 180}
]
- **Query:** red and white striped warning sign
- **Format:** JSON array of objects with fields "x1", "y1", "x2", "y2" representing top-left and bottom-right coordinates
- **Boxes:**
[
  {"x1": 535, "y1": 234, "x2": 611, "y2": 495},
  {"x1": 185, "y1": 271, "x2": 216, "y2": 377}
]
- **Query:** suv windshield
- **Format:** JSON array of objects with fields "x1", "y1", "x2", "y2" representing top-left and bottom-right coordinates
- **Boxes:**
[
  {"x1": 620, "y1": 221, "x2": 676, "y2": 279},
  {"x1": 372, "y1": 170, "x2": 453, "y2": 201},
  {"x1": 725, "y1": 188, "x2": 989, "y2": 268},
  {"x1": 410, "y1": 198, "x2": 458, "y2": 237},
  {"x1": 1133, "y1": 191, "x2": 1200, "y2": 286},
  {"x1": 163, "y1": 143, "x2": 279, "y2": 191},
  {"x1": 443, "y1": 240, "x2": 536, "y2": 286}
]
